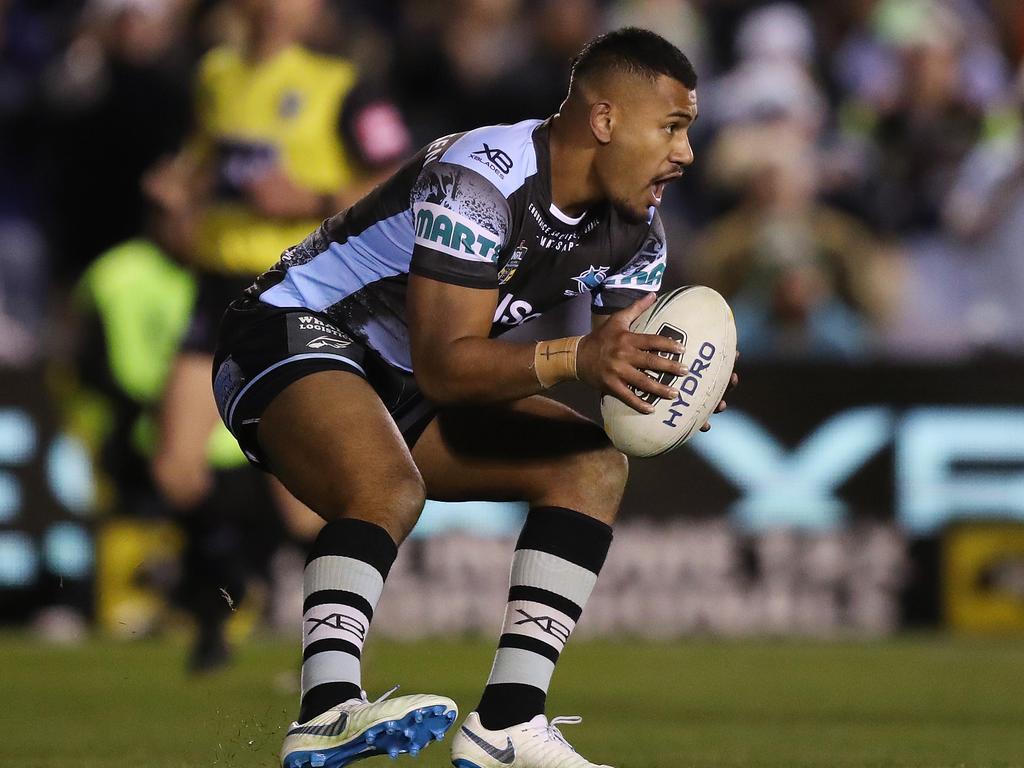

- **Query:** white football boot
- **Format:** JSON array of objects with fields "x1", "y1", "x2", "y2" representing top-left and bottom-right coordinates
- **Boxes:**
[
  {"x1": 450, "y1": 711, "x2": 613, "y2": 768},
  {"x1": 281, "y1": 686, "x2": 458, "y2": 767}
]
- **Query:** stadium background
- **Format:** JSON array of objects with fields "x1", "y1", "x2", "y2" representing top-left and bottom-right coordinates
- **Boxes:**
[{"x1": 1, "y1": 1, "x2": 1024, "y2": 766}]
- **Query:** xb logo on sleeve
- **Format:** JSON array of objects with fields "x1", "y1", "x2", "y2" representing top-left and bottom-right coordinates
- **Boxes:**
[{"x1": 470, "y1": 143, "x2": 514, "y2": 175}]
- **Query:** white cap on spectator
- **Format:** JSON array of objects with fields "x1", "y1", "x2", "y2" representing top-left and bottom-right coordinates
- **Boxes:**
[
  {"x1": 736, "y1": 3, "x2": 816, "y2": 65},
  {"x1": 89, "y1": 0, "x2": 171, "y2": 18},
  {"x1": 710, "y1": 60, "x2": 826, "y2": 129}
]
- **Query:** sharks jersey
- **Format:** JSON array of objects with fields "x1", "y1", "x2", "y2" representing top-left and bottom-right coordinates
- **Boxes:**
[{"x1": 250, "y1": 118, "x2": 668, "y2": 372}]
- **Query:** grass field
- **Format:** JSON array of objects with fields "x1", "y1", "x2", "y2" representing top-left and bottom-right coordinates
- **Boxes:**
[{"x1": 1, "y1": 634, "x2": 1022, "y2": 768}]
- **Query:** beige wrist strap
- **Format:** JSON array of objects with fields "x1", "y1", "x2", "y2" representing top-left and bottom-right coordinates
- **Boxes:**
[{"x1": 533, "y1": 336, "x2": 583, "y2": 388}]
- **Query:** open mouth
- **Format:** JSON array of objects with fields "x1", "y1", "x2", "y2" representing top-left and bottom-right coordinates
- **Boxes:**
[{"x1": 650, "y1": 172, "x2": 683, "y2": 206}]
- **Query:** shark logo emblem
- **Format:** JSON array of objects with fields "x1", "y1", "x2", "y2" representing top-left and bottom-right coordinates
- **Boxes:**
[
  {"x1": 460, "y1": 726, "x2": 515, "y2": 764},
  {"x1": 307, "y1": 335, "x2": 351, "y2": 349},
  {"x1": 566, "y1": 265, "x2": 610, "y2": 296}
]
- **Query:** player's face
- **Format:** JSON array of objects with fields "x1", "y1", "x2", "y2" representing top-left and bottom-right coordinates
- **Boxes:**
[{"x1": 599, "y1": 75, "x2": 697, "y2": 224}]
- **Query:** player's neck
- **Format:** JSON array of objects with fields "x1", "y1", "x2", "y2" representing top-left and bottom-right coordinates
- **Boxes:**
[
  {"x1": 548, "y1": 114, "x2": 602, "y2": 218},
  {"x1": 245, "y1": 26, "x2": 296, "y2": 63}
]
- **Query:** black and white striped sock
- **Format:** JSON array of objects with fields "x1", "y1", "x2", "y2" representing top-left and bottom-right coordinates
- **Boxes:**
[
  {"x1": 476, "y1": 506, "x2": 613, "y2": 730},
  {"x1": 299, "y1": 518, "x2": 397, "y2": 723}
]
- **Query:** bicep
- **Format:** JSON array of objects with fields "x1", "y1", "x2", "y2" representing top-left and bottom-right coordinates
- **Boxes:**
[{"x1": 407, "y1": 274, "x2": 497, "y2": 369}]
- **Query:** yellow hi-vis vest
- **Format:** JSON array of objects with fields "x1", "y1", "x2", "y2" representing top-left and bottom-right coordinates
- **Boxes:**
[{"x1": 191, "y1": 44, "x2": 359, "y2": 275}]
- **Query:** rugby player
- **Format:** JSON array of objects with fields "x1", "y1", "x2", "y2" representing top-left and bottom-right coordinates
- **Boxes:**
[{"x1": 213, "y1": 27, "x2": 734, "y2": 768}]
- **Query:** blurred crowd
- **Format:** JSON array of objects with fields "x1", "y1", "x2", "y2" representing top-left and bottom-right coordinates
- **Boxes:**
[{"x1": 2, "y1": 0, "x2": 1024, "y2": 368}]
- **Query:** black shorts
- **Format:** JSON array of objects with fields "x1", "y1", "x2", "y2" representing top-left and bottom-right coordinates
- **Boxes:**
[
  {"x1": 181, "y1": 273, "x2": 255, "y2": 355},
  {"x1": 212, "y1": 298, "x2": 437, "y2": 469}
]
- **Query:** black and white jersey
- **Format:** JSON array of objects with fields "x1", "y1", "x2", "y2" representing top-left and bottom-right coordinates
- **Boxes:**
[{"x1": 251, "y1": 118, "x2": 668, "y2": 372}]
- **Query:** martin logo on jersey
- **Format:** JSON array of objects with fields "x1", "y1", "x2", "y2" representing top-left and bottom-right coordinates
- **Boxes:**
[
  {"x1": 415, "y1": 202, "x2": 501, "y2": 263},
  {"x1": 470, "y1": 143, "x2": 514, "y2": 177},
  {"x1": 564, "y1": 265, "x2": 611, "y2": 296},
  {"x1": 498, "y1": 242, "x2": 528, "y2": 285}
]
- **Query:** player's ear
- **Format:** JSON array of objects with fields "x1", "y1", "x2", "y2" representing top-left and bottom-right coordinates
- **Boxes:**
[{"x1": 589, "y1": 101, "x2": 613, "y2": 145}]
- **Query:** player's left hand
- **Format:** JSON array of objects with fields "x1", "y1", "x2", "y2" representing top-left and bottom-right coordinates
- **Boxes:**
[{"x1": 699, "y1": 353, "x2": 739, "y2": 432}]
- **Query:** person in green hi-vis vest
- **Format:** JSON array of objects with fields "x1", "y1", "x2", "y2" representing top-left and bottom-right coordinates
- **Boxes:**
[{"x1": 70, "y1": 220, "x2": 319, "y2": 672}]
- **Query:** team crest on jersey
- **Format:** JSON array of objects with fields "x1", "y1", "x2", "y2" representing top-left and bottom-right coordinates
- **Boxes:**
[
  {"x1": 565, "y1": 265, "x2": 611, "y2": 296},
  {"x1": 498, "y1": 242, "x2": 527, "y2": 285},
  {"x1": 278, "y1": 90, "x2": 303, "y2": 119}
]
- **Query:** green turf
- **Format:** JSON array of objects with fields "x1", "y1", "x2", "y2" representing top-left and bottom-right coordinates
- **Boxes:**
[{"x1": 1, "y1": 634, "x2": 1022, "y2": 767}]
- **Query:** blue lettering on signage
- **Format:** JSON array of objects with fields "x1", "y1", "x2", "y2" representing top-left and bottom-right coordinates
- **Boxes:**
[
  {"x1": 689, "y1": 406, "x2": 1024, "y2": 533},
  {"x1": 0, "y1": 407, "x2": 95, "y2": 586}
]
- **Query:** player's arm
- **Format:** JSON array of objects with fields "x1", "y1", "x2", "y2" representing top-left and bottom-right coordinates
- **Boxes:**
[
  {"x1": 408, "y1": 278, "x2": 684, "y2": 410},
  {"x1": 407, "y1": 162, "x2": 683, "y2": 410},
  {"x1": 407, "y1": 277, "x2": 539, "y2": 403}
]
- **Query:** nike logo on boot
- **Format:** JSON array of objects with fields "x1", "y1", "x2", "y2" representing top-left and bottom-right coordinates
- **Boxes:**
[
  {"x1": 287, "y1": 712, "x2": 349, "y2": 738},
  {"x1": 460, "y1": 726, "x2": 515, "y2": 764}
]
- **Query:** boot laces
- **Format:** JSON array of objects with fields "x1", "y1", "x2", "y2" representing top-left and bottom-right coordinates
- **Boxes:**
[
  {"x1": 347, "y1": 684, "x2": 400, "y2": 707},
  {"x1": 530, "y1": 715, "x2": 583, "y2": 750}
]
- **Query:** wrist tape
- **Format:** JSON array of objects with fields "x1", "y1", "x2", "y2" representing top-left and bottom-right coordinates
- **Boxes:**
[{"x1": 533, "y1": 336, "x2": 583, "y2": 388}]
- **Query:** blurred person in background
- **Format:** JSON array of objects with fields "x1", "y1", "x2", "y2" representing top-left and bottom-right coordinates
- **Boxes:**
[
  {"x1": 492, "y1": 0, "x2": 604, "y2": 126},
  {"x1": 46, "y1": 0, "x2": 194, "y2": 284},
  {"x1": 832, "y1": 0, "x2": 1010, "y2": 235},
  {"x1": 693, "y1": 117, "x2": 900, "y2": 359},
  {"x1": 0, "y1": 2, "x2": 67, "y2": 365},
  {"x1": 689, "y1": 2, "x2": 899, "y2": 359},
  {"x1": 146, "y1": 0, "x2": 410, "y2": 522},
  {"x1": 391, "y1": 0, "x2": 531, "y2": 141},
  {"x1": 142, "y1": 0, "x2": 410, "y2": 665},
  {"x1": 62, "y1": 194, "x2": 295, "y2": 670},
  {"x1": 941, "y1": 62, "x2": 1024, "y2": 353}
]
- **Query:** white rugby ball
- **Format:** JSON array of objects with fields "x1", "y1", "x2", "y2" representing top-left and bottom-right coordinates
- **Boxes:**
[{"x1": 601, "y1": 285, "x2": 737, "y2": 457}]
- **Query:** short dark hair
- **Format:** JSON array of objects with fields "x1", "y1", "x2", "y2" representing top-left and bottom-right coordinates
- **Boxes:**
[{"x1": 570, "y1": 27, "x2": 697, "y2": 91}]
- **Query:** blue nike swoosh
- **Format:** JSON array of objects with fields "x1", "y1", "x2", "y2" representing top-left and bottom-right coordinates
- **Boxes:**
[
  {"x1": 287, "y1": 712, "x2": 349, "y2": 738},
  {"x1": 461, "y1": 726, "x2": 515, "y2": 763}
]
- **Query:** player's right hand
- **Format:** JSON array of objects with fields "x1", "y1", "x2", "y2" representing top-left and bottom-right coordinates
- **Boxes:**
[{"x1": 577, "y1": 292, "x2": 688, "y2": 414}]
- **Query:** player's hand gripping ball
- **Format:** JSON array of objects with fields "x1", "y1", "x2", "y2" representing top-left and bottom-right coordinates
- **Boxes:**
[{"x1": 601, "y1": 286, "x2": 737, "y2": 457}]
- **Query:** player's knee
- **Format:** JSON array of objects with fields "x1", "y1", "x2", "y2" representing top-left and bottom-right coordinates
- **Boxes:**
[
  {"x1": 386, "y1": 473, "x2": 428, "y2": 520},
  {"x1": 343, "y1": 471, "x2": 426, "y2": 532},
  {"x1": 539, "y1": 436, "x2": 628, "y2": 511},
  {"x1": 588, "y1": 443, "x2": 629, "y2": 496}
]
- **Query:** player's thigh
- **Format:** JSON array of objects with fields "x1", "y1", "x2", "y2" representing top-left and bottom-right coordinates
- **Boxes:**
[
  {"x1": 257, "y1": 369, "x2": 425, "y2": 539},
  {"x1": 411, "y1": 396, "x2": 628, "y2": 522}
]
